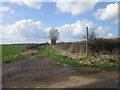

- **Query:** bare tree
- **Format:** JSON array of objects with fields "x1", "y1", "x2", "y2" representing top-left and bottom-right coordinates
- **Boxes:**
[
  {"x1": 83, "y1": 28, "x2": 96, "y2": 41},
  {"x1": 48, "y1": 28, "x2": 59, "y2": 45}
]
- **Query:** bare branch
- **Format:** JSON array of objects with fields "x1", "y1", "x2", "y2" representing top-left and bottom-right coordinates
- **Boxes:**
[{"x1": 83, "y1": 28, "x2": 97, "y2": 41}]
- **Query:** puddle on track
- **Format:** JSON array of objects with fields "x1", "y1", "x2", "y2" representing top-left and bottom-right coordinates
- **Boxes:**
[
  {"x1": 49, "y1": 60, "x2": 74, "y2": 72},
  {"x1": 2, "y1": 57, "x2": 118, "y2": 88}
]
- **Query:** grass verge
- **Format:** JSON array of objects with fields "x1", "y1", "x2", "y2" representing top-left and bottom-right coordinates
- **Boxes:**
[
  {"x1": 37, "y1": 45, "x2": 120, "y2": 69},
  {"x1": 1, "y1": 52, "x2": 38, "y2": 64},
  {"x1": 1, "y1": 44, "x2": 119, "y2": 69},
  {"x1": 36, "y1": 45, "x2": 82, "y2": 66}
]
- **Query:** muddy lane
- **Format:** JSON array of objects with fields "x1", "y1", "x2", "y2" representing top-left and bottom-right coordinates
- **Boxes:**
[
  {"x1": 2, "y1": 57, "x2": 118, "y2": 88},
  {"x1": 2, "y1": 57, "x2": 74, "y2": 88}
]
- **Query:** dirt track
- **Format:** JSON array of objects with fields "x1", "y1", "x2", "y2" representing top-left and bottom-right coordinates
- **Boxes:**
[{"x1": 2, "y1": 57, "x2": 118, "y2": 88}]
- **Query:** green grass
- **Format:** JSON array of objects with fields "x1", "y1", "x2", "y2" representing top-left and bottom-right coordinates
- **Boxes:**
[
  {"x1": 95, "y1": 57, "x2": 119, "y2": 68},
  {"x1": 37, "y1": 45, "x2": 119, "y2": 69},
  {"x1": 1, "y1": 44, "x2": 37, "y2": 64},
  {"x1": 0, "y1": 45, "x2": 2, "y2": 63},
  {"x1": 1, "y1": 53, "x2": 36, "y2": 64},
  {"x1": 37, "y1": 45, "x2": 84, "y2": 67},
  {"x1": 2, "y1": 45, "x2": 25, "y2": 57},
  {"x1": 48, "y1": 63, "x2": 65, "y2": 68},
  {"x1": 1, "y1": 44, "x2": 119, "y2": 69}
]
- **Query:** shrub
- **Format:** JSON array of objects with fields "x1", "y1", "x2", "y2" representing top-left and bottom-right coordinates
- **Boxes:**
[{"x1": 55, "y1": 38, "x2": 120, "y2": 56}]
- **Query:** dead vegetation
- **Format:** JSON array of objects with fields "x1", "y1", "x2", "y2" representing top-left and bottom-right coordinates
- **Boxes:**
[
  {"x1": 21, "y1": 43, "x2": 49, "y2": 52},
  {"x1": 55, "y1": 38, "x2": 120, "y2": 58}
]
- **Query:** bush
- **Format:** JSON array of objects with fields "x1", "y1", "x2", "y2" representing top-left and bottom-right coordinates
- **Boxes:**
[{"x1": 55, "y1": 38, "x2": 120, "y2": 56}]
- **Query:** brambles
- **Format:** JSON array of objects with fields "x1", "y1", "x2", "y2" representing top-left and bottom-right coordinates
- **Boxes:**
[
  {"x1": 1, "y1": 42, "x2": 119, "y2": 69},
  {"x1": 55, "y1": 38, "x2": 120, "y2": 57},
  {"x1": 21, "y1": 44, "x2": 39, "y2": 52}
]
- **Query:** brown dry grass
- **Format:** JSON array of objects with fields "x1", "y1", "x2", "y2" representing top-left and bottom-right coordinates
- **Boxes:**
[{"x1": 55, "y1": 38, "x2": 120, "y2": 58}]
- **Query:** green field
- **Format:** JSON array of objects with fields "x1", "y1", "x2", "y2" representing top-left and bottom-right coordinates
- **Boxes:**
[
  {"x1": 2, "y1": 45, "x2": 25, "y2": 57},
  {"x1": 1, "y1": 44, "x2": 119, "y2": 69},
  {"x1": 1, "y1": 44, "x2": 37, "y2": 63}
]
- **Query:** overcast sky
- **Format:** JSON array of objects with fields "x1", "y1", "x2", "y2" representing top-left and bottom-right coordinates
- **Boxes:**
[{"x1": 0, "y1": 0, "x2": 119, "y2": 44}]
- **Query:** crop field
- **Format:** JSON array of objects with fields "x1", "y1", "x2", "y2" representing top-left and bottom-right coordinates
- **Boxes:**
[
  {"x1": 1, "y1": 44, "x2": 39, "y2": 63},
  {"x1": 2, "y1": 44, "x2": 119, "y2": 88},
  {"x1": 1, "y1": 45, "x2": 27, "y2": 63},
  {"x1": 2, "y1": 45, "x2": 25, "y2": 57},
  {"x1": 1, "y1": 43, "x2": 119, "y2": 69}
]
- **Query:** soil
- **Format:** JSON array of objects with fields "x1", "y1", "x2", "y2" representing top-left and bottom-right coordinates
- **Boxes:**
[
  {"x1": 2, "y1": 57, "x2": 118, "y2": 88},
  {"x1": 21, "y1": 50, "x2": 38, "y2": 55}
]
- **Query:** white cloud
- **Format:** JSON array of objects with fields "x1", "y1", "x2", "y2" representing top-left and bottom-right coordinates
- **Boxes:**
[
  {"x1": 45, "y1": 19, "x2": 112, "y2": 42},
  {"x1": 106, "y1": 33, "x2": 113, "y2": 38},
  {"x1": 11, "y1": 0, "x2": 41, "y2": 9},
  {"x1": 22, "y1": 1, "x2": 41, "y2": 9},
  {"x1": 56, "y1": 1, "x2": 100, "y2": 15},
  {"x1": 11, "y1": 10, "x2": 15, "y2": 14},
  {"x1": 96, "y1": 26, "x2": 111, "y2": 37},
  {"x1": 1, "y1": 19, "x2": 48, "y2": 44},
  {"x1": 0, "y1": 5, "x2": 15, "y2": 14},
  {"x1": 0, "y1": 5, "x2": 10, "y2": 12},
  {"x1": 1, "y1": 19, "x2": 113, "y2": 44},
  {"x1": 57, "y1": 20, "x2": 95, "y2": 38},
  {"x1": 93, "y1": 3, "x2": 118, "y2": 20}
]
